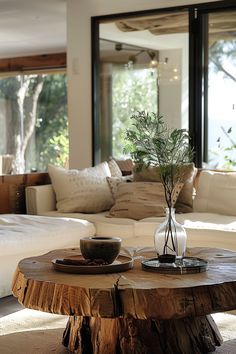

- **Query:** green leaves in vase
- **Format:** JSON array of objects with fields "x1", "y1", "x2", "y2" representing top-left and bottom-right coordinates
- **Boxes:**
[{"x1": 125, "y1": 111, "x2": 194, "y2": 208}]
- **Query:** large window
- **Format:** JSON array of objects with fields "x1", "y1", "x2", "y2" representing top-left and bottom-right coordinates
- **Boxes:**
[
  {"x1": 0, "y1": 54, "x2": 67, "y2": 174},
  {"x1": 92, "y1": 1, "x2": 236, "y2": 170}
]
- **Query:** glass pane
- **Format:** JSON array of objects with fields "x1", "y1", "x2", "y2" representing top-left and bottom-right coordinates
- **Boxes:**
[
  {"x1": 111, "y1": 64, "x2": 158, "y2": 158},
  {"x1": 0, "y1": 72, "x2": 68, "y2": 174},
  {"x1": 206, "y1": 11, "x2": 236, "y2": 170},
  {"x1": 98, "y1": 11, "x2": 189, "y2": 161}
]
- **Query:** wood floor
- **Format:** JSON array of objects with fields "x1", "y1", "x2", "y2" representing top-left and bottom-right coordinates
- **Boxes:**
[{"x1": 0, "y1": 295, "x2": 23, "y2": 318}]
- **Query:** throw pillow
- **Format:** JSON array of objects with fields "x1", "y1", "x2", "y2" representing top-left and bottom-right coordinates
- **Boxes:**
[
  {"x1": 193, "y1": 170, "x2": 236, "y2": 216},
  {"x1": 107, "y1": 182, "x2": 182, "y2": 220},
  {"x1": 133, "y1": 163, "x2": 197, "y2": 213},
  {"x1": 106, "y1": 175, "x2": 133, "y2": 201},
  {"x1": 48, "y1": 162, "x2": 113, "y2": 213},
  {"x1": 175, "y1": 164, "x2": 198, "y2": 213},
  {"x1": 107, "y1": 159, "x2": 122, "y2": 178}
]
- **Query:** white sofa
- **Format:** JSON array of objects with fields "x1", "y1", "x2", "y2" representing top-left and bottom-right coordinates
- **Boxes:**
[
  {"x1": 1, "y1": 169, "x2": 236, "y2": 299},
  {"x1": 25, "y1": 170, "x2": 236, "y2": 252},
  {"x1": 0, "y1": 214, "x2": 95, "y2": 298}
]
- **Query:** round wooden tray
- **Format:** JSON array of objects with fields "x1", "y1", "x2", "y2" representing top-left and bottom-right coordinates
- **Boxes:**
[
  {"x1": 142, "y1": 257, "x2": 208, "y2": 274},
  {"x1": 52, "y1": 254, "x2": 133, "y2": 274}
]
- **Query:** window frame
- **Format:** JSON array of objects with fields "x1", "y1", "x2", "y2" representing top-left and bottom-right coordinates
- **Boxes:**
[{"x1": 91, "y1": 0, "x2": 236, "y2": 168}]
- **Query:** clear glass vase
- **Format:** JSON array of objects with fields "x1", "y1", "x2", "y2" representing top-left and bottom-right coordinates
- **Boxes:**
[{"x1": 154, "y1": 207, "x2": 187, "y2": 260}]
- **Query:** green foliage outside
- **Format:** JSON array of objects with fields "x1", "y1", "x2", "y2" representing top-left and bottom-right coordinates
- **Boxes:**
[
  {"x1": 112, "y1": 66, "x2": 158, "y2": 158},
  {"x1": 209, "y1": 40, "x2": 236, "y2": 170},
  {"x1": 34, "y1": 73, "x2": 68, "y2": 171},
  {"x1": 0, "y1": 72, "x2": 68, "y2": 173},
  {"x1": 212, "y1": 126, "x2": 236, "y2": 170}
]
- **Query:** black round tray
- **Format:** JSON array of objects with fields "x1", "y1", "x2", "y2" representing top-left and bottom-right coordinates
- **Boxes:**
[{"x1": 141, "y1": 257, "x2": 208, "y2": 274}]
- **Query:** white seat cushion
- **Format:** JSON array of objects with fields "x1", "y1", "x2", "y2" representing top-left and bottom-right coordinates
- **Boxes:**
[
  {"x1": 41, "y1": 211, "x2": 236, "y2": 251},
  {"x1": 0, "y1": 214, "x2": 96, "y2": 256}
]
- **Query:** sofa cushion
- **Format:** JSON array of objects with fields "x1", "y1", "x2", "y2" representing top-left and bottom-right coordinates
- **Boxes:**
[
  {"x1": 40, "y1": 210, "x2": 236, "y2": 251},
  {"x1": 193, "y1": 170, "x2": 236, "y2": 216},
  {"x1": 0, "y1": 214, "x2": 96, "y2": 257},
  {"x1": 133, "y1": 163, "x2": 197, "y2": 213},
  {"x1": 107, "y1": 182, "x2": 182, "y2": 220},
  {"x1": 48, "y1": 162, "x2": 113, "y2": 213}
]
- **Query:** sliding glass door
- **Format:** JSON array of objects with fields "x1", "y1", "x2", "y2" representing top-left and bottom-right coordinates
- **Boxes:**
[
  {"x1": 92, "y1": 1, "x2": 236, "y2": 169},
  {"x1": 98, "y1": 10, "x2": 189, "y2": 162}
]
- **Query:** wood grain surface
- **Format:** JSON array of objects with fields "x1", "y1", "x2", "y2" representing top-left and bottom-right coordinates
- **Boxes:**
[
  {"x1": 12, "y1": 247, "x2": 236, "y2": 354},
  {"x1": 12, "y1": 247, "x2": 236, "y2": 319}
]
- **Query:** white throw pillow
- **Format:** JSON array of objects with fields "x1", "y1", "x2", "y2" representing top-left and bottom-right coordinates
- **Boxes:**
[
  {"x1": 107, "y1": 159, "x2": 122, "y2": 178},
  {"x1": 48, "y1": 162, "x2": 113, "y2": 213},
  {"x1": 193, "y1": 170, "x2": 236, "y2": 216}
]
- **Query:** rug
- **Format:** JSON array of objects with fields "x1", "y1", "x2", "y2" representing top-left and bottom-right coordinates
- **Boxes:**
[
  {"x1": 0, "y1": 309, "x2": 235, "y2": 353},
  {"x1": 0, "y1": 309, "x2": 68, "y2": 354}
]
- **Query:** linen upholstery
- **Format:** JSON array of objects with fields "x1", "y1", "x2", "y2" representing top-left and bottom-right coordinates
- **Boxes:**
[
  {"x1": 106, "y1": 175, "x2": 133, "y2": 201},
  {"x1": 133, "y1": 163, "x2": 197, "y2": 213},
  {"x1": 193, "y1": 170, "x2": 236, "y2": 216},
  {"x1": 108, "y1": 159, "x2": 123, "y2": 178},
  {"x1": 48, "y1": 162, "x2": 113, "y2": 213},
  {"x1": 0, "y1": 214, "x2": 95, "y2": 298},
  {"x1": 107, "y1": 182, "x2": 182, "y2": 220}
]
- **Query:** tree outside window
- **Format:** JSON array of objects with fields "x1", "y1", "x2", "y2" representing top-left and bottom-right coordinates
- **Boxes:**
[{"x1": 0, "y1": 72, "x2": 68, "y2": 174}]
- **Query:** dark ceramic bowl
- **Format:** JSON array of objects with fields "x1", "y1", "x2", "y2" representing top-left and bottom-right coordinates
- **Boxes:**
[{"x1": 80, "y1": 236, "x2": 122, "y2": 264}]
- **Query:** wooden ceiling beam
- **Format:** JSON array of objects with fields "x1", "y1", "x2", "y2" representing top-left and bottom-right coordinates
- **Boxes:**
[{"x1": 0, "y1": 52, "x2": 66, "y2": 73}]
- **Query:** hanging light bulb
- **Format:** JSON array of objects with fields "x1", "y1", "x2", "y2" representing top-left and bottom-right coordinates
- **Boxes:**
[{"x1": 148, "y1": 51, "x2": 158, "y2": 69}]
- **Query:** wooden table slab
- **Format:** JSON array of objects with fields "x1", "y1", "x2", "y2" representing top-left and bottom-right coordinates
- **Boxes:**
[{"x1": 12, "y1": 247, "x2": 236, "y2": 354}]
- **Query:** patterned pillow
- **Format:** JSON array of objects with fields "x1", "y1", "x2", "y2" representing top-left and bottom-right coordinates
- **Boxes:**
[
  {"x1": 48, "y1": 162, "x2": 113, "y2": 213},
  {"x1": 106, "y1": 175, "x2": 133, "y2": 201},
  {"x1": 107, "y1": 182, "x2": 182, "y2": 220},
  {"x1": 134, "y1": 163, "x2": 197, "y2": 213}
]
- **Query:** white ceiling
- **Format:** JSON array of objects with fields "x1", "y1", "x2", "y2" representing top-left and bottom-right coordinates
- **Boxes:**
[
  {"x1": 100, "y1": 23, "x2": 188, "y2": 51},
  {"x1": 0, "y1": 1, "x2": 185, "y2": 61},
  {"x1": 0, "y1": 0, "x2": 66, "y2": 59}
]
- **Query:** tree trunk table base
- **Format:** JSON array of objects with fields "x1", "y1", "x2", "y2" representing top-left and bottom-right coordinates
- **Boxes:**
[{"x1": 62, "y1": 314, "x2": 223, "y2": 354}]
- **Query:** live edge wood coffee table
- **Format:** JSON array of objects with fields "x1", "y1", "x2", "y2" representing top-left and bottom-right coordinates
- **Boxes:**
[{"x1": 12, "y1": 247, "x2": 236, "y2": 354}]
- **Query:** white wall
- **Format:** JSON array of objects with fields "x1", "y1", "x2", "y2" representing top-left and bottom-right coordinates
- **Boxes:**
[{"x1": 67, "y1": 0, "x2": 222, "y2": 168}]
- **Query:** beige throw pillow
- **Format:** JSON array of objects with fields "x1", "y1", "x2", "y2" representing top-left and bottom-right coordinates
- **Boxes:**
[
  {"x1": 175, "y1": 164, "x2": 198, "y2": 213},
  {"x1": 106, "y1": 176, "x2": 133, "y2": 201},
  {"x1": 108, "y1": 159, "x2": 122, "y2": 178},
  {"x1": 48, "y1": 162, "x2": 113, "y2": 213},
  {"x1": 193, "y1": 170, "x2": 236, "y2": 216},
  {"x1": 107, "y1": 182, "x2": 182, "y2": 220},
  {"x1": 133, "y1": 163, "x2": 197, "y2": 213}
]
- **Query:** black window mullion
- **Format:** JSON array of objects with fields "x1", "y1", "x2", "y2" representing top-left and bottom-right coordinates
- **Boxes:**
[
  {"x1": 190, "y1": 1, "x2": 236, "y2": 168},
  {"x1": 202, "y1": 14, "x2": 209, "y2": 164},
  {"x1": 91, "y1": 18, "x2": 101, "y2": 166},
  {"x1": 189, "y1": 8, "x2": 204, "y2": 168}
]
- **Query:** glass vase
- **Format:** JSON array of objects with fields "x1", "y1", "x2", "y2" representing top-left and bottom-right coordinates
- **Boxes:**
[{"x1": 154, "y1": 207, "x2": 187, "y2": 260}]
